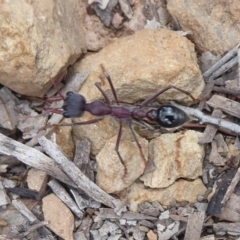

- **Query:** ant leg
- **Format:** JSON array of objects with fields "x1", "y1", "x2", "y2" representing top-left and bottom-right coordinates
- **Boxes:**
[
  {"x1": 44, "y1": 118, "x2": 103, "y2": 129},
  {"x1": 140, "y1": 85, "x2": 196, "y2": 108},
  {"x1": 42, "y1": 107, "x2": 63, "y2": 115},
  {"x1": 115, "y1": 122, "x2": 128, "y2": 175},
  {"x1": 127, "y1": 121, "x2": 156, "y2": 173},
  {"x1": 44, "y1": 96, "x2": 65, "y2": 104},
  {"x1": 100, "y1": 64, "x2": 119, "y2": 105},
  {"x1": 49, "y1": 71, "x2": 67, "y2": 101},
  {"x1": 95, "y1": 82, "x2": 111, "y2": 104}
]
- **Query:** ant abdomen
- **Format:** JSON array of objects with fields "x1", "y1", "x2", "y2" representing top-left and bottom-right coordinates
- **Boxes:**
[
  {"x1": 157, "y1": 105, "x2": 189, "y2": 128},
  {"x1": 63, "y1": 92, "x2": 86, "y2": 118}
]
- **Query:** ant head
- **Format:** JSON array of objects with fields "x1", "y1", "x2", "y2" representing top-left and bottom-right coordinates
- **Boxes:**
[
  {"x1": 63, "y1": 92, "x2": 86, "y2": 118},
  {"x1": 157, "y1": 105, "x2": 189, "y2": 128}
]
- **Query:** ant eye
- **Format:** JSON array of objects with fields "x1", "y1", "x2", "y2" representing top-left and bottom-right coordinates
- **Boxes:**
[
  {"x1": 66, "y1": 91, "x2": 74, "y2": 96},
  {"x1": 63, "y1": 112, "x2": 70, "y2": 118}
]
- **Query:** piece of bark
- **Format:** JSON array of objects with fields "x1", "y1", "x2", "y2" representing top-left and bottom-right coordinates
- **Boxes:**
[
  {"x1": 197, "y1": 78, "x2": 215, "y2": 111},
  {"x1": 38, "y1": 136, "x2": 123, "y2": 209},
  {"x1": 48, "y1": 179, "x2": 84, "y2": 219},
  {"x1": 222, "y1": 167, "x2": 240, "y2": 205},
  {"x1": 184, "y1": 211, "x2": 205, "y2": 240},
  {"x1": 18, "y1": 221, "x2": 49, "y2": 238},
  {"x1": 214, "y1": 134, "x2": 228, "y2": 156},
  {"x1": 73, "y1": 139, "x2": 95, "y2": 181},
  {"x1": 225, "y1": 193, "x2": 240, "y2": 213},
  {"x1": 200, "y1": 235, "x2": 215, "y2": 240},
  {"x1": 7, "y1": 187, "x2": 39, "y2": 200},
  {"x1": 206, "y1": 95, "x2": 240, "y2": 118},
  {"x1": 0, "y1": 133, "x2": 77, "y2": 187},
  {"x1": 0, "y1": 87, "x2": 19, "y2": 131},
  {"x1": 203, "y1": 45, "x2": 239, "y2": 79},
  {"x1": 12, "y1": 199, "x2": 38, "y2": 222},
  {"x1": 215, "y1": 207, "x2": 240, "y2": 222},
  {"x1": 157, "y1": 221, "x2": 180, "y2": 240},
  {"x1": 96, "y1": 208, "x2": 158, "y2": 221},
  {"x1": 171, "y1": 102, "x2": 240, "y2": 134},
  {"x1": 16, "y1": 101, "x2": 48, "y2": 139},
  {"x1": 213, "y1": 222, "x2": 240, "y2": 235},
  {"x1": 70, "y1": 189, "x2": 101, "y2": 210},
  {"x1": 198, "y1": 109, "x2": 222, "y2": 144},
  {"x1": 0, "y1": 179, "x2": 10, "y2": 206},
  {"x1": 209, "y1": 56, "x2": 238, "y2": 80},
  {"x1": 209, "y1": 140, "x2": 225, "y2": 166}
]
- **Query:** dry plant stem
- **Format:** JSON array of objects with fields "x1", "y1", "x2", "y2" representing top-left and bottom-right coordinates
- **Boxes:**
[
  {"x1": 203, "y1": 44, "x2": 239, "y2": 79},
  {"x1": 209, "y1": 56, "x2": 238, "y2": 81},
  {"x1": 197, "y1": 78, "x2": 214, "y2": 111},
  {"x1": 19, "y1": 221, "x2": 49, "y2": 238},
  {"x1": 213, "y1": 86, "x2": 240, "y2": 97},
  {"x1": 12, "y1": 199, "x2": 38, "y2": 223},
  {"x1": 38, "y1": 136, "x2": 123, "y2": 209},
  {"x1": 184, "y1": 211, "x2": 205, "y2": 240},
  {"x1": 48, "y1": 179, "x2": 84, "y2": 219},
  {"x1": 198, "y1": 109, "x2": 222, "y2": 144},
  {"x1": 171, "y1": 102, "x2": 240, "y2": 134},
  {"x1": 0, "y1": 133, "x2": 76, "y2": 187},
  {"x1": 221, "y1": 168, "x2": 240, "y2": 205}
]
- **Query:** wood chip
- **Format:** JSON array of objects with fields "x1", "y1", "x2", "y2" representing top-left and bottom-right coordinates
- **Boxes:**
[
  {"x1": 0, "y1": 133, "x2": 76, "y2": 187},
  {"x1": 184, "y1": 211, "x2": 205, "y2": 240},
  {"x1": 98, "y1": 208, "x2": 158, "y2": 221},
  {"x1": 74, "y1": 139, "x2": 95, "y2": 181},
  {"x1": 12, "y1": 199, "x2": 38, "y2": 223},
  {"x1": 48, "y1": 179, "x2": 84, "y2": 219},
  {"x1": 213, "y1": 222, "x2": 240, "y2": 235},
  {"x1": 157, "y1": 221, "x2": 180, "y2": 240},
  {"x1": 207, "y1": 94, "x2": 240, "y2": 118},
  {"x1": 0, "y1": 87, "x2": 18, "y2": 131},
  {"x1": 209, "y1": 140, "x2": 225, "y2": 166},
  {"x1": 198, "y1": 109, "x2": 222, "y2": 144},
  {"x1": 0, "y1": 179, "x2": 10, "y2": 206},
  {"x1": 70, "y1": 189, "x2": 101, "y2": 210},
  {"x1": 38, "y1": 136, "x2": 124, "y2": 208}
]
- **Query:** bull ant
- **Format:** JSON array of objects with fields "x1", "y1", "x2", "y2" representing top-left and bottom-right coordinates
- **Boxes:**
[{"x1": 44, "y1": 65, "x2": 195, "y2": 174}]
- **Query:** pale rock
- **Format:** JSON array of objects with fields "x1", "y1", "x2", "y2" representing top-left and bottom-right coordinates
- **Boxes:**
[
  {"x1": 140, "y1": 130, "x2": 204, "y2": 188},
  {"x1": 46, "y1": 119, "x2": 75, "y2": 159},
  {"x1": 147, "y1": 230, "x2": 158, "y2": 240},
  {"x1": 119, "y1": 179, "x2": 207, "y2": 212},
  {"x1": 0, "y1": 0, "x2": 86, "y2": 96},
  {"x1": 74, "y1": 114, "x2": 119, "y2": 155},
  {"x1": 73, "y1": 29, "x2": 204, "y2": 155},
  {"x1": 27, "y1": 168, "x2": 47, "y2": 191},
  {"x1": 96, "y1": 131, "x2": 148, "y2": 193},
  {"x1": 42, "y1": 193, "x2": 74, "y2": 240},
  {"x1": 74, "y1": 29, "x2": 204, "y2": 104},
  {"x1": 167, "y1": 0, "x2": 240, "y2": 54},
  {"x1": 84, "y1": 14, "x2": 116, "y2": 51}
]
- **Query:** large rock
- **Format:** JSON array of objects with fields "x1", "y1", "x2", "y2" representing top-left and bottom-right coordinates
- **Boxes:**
[
  {"x1": 96, "y1": 131, "x2": 148, "y2": 193},
  {"x1": 167, "y1": 0, "x2": 240, "y2": 54},
  {"x1": 74, "y1": 28, "x2": 204, "y2": 104},
  {"x1": 120, "y1": 179, "x2": 207, "y2": 212},
  {"x1": 42, "y1": 193, "x2": 74, "y2": 240},
  {"x1": 140, "y1": 130, "x2": 204, "y2": 188},
  {"x1": 73, "y1": 29, "x2": 205, "y2": 154},
  {"x1": 0, "y1": 0, "x2": 86, "y2": 96}
]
